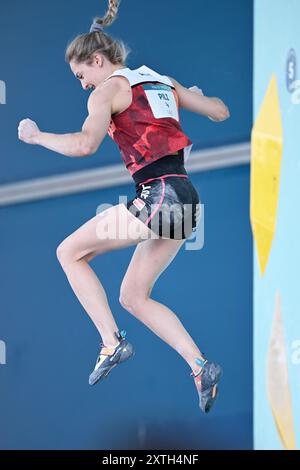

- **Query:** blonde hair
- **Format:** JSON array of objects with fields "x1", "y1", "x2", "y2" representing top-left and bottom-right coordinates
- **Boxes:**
[{"x1": 65, "y1": 0, "x2": 130, "y2": 66}]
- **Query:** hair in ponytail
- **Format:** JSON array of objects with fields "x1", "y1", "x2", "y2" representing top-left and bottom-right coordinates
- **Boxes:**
[{"x1": 65, "y1": 0, "x2": 130, "y2": 66}]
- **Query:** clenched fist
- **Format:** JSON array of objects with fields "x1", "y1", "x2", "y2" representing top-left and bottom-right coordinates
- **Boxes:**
[{"x1": 18, "y1": 118, "x2": 40, "y2": 145}]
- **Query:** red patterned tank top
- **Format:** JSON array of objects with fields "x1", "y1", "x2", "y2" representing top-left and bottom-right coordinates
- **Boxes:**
[{"x1": 105, "y1": 65, "x2": 193, "y2": 176}]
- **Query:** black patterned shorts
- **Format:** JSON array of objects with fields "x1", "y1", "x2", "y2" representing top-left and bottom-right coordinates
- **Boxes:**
[{"x1": 126, "y1": 150, "x2": 201, "y2": 240}]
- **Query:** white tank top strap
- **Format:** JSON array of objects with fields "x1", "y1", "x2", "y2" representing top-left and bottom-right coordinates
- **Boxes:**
[{"x1": 104, "y1": 65, "x2": 174, "y2": 88}]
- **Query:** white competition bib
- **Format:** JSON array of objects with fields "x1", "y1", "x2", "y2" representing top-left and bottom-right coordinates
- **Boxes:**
[{"x1": 142, "y1": 84, "x2": 179, "y2": 121}]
